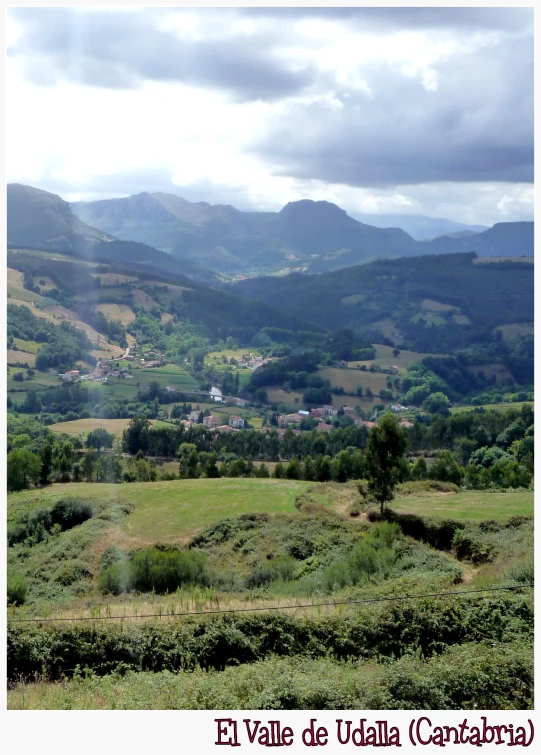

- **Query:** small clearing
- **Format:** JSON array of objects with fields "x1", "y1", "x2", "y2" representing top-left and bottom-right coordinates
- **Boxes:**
[{"x1": 96, "y1": 303, "x2": 136, "y2": 325}]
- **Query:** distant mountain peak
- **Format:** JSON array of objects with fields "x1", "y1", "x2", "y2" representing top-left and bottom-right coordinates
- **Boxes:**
[{"x1": 279, "y1": 199, "x2": 348, "y2": 219}]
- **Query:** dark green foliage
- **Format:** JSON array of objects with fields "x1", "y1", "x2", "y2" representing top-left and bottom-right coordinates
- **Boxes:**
[
  {"x1": 233, "y1": 253, "x2": 533, "y2": 358},
  {"x1": 8, "y1": 497, "x2": 94, "y2": 546},
  {"x1": 365, "y1": 413, "x2": 407, "y2": 514},
  {"x1": 8, "y1": 303, "x2": 95, "y2": 373},
  {"x1": 7, "y1": 592, "x2": 533, "y2": 682},
  {"x1": 7, "y1": 573, "x2": 29, "y2": 606},
  {"x1": 7, "y1": 448, "x2": 42, "y2": 492},
  {"x1": 86, "y1": 428, "x2": 114, "y2": 452},
  {"x1": 98, "y1": 546, "x2": 210, "y2": 595}
]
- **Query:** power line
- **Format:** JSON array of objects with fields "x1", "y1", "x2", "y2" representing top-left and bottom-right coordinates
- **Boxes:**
[{"x1": 8, "y1": 584, "x2": 533, "y2": 624}]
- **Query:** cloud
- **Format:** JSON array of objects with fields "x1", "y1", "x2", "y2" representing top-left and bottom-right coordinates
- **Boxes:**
[
  {"x1": 8, "y1": 7, "x2": 316, "y2": 101},
  {"x1": 251, "y1": 32, "x2": 533, "y2": 187},
  {"x1": 243, "y1": 7, "x2": 533, "y2": 32},
  {"x1": 6, "y1": 7, "x2": 533, "y2": 225}
]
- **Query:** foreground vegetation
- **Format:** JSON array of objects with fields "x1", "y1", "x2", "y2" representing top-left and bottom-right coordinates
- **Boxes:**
[{"x1": 6, "y1": 247, "x2": 535, "y2": 710}]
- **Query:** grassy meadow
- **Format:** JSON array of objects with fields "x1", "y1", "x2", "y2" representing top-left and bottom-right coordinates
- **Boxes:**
[
  {"x1": 49, "y1": 417, "x2": 175, "y2": 438},
  {"x1": 7, "y1": 474, "x2": 533, "y2": 709}
]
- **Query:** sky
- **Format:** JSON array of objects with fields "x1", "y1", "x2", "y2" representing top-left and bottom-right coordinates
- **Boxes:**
[{"x1": 5, "y1": 6, "x2": 534, "y2": 226}]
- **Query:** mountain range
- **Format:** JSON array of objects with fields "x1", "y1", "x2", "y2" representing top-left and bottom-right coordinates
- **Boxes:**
[
  {"x1": 7, "y1": 183, "x2": 534, "y2": 281},
  {"x1": 70, "y1": 192, "x2": 535, "y2": 274},
  {"x1": 350, "y1": 212, "x2": 488, "y2": 240}
]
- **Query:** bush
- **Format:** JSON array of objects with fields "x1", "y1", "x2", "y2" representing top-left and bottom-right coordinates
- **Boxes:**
[
  {"x1": 53, "y1": 560, "x2": 93, "y2": 586},
  {"x1": 7, "y1": 593, "x2": 533, "y2": 682},
  {"x1": 98, "y1": 546, "x2": 210, "y2": 595},
  {"x1": 506, "y1": 562, "x2": 534, "y2": 585},
  {"x1": 7, "y1": 573, "x2": 29, "y2": 606},
  {"x1": 452, "y1": 529, "x2": 495, "y2": 565},
  {"x1": 246, "y1": 564, "x2": 276, "y2": 589},
  {"x1": 7, "y1": 497, "x2": 94, "y2": 545}
]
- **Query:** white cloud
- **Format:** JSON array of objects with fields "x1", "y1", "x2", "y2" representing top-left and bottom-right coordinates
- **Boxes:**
[{"x1": 5, "y1": 7, "x2": 533, "y2": 226}]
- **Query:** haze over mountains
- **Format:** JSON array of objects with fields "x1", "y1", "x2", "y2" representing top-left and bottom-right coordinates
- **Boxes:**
[
  {"x1": 7, "y1": 183, "x2": 534, "y2": 282},
  {"x1": 351, "y1": 213, "x2": 488, "y2": 240},
  {"x1": 71, "y1": 191, "x2": 534, "y2": 274}
]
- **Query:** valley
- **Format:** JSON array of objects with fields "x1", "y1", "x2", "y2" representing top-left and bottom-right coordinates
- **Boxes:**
[{"x1": 6, "y1": 183, "x2": 534, "y2": 712}]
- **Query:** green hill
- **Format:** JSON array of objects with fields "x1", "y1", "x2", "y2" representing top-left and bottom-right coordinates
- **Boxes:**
[
  {"x1": 232, "y1": 252, "x2": 534, "y2": 355},
  {"x1": 72, "y1": 191, "x2": 534, "y2": 275},
  {"x1": 7, "y1": 183, "x2": 112, "y2": 250}
]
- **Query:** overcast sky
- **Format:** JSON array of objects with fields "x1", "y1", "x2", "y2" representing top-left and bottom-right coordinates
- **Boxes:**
[{"x1": 6, "y1": 6, "x2": 534, "y2": 225}]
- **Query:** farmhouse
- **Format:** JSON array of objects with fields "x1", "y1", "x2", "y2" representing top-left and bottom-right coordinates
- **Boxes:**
[
  {"x1": 355, "y1": 419, "x2": 377, "y2": 428},
  {"x1": 203, "y1": 415, "x2": 222, "y2": 429},
  {"x1": 391, "y1": 404, "x2": 407, "y2": 413},
  {"x1": 316, "y1": 423, "x2": 334, "y2": 432},
  {"x1": 62, "y1": 370, "x2": 80, "y2": 382},
  {"x1": 342, "y1": 406, "x2": 355, "y2": 415},
  {"x1": 323, "y1": 405, "x2": 337, "y2": 416},
  {"x1": 228, "y1": 415, "x2": 245, "y2": 429},
  {"x1": 278, "y1": 413, "x2": 300, "y2": 427},
  {"x1": 216, "y1": 424, "x2": 238, "y2": 433},
  {"x1": 188, "y1": 410, "x2": 201, "y2": 422},
  {"x1": 234, "y1": 398, "x2": 248, "y2": 407}
]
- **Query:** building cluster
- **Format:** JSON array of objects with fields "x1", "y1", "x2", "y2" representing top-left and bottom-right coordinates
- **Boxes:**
[
  {"x1": 60, "y1": 347, "x2": 135, "y2": 384},
  {"x1": 276, "y1": 406, "x2": 378, "y2": 430},
  {"x1": 232, "y1": 354, "x2": 272, "y2": 372}
]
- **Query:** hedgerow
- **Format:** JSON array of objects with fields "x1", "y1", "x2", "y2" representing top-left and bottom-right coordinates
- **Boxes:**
[{"x1": 7, "y1": 592, "x2": 532, "y2": 682}]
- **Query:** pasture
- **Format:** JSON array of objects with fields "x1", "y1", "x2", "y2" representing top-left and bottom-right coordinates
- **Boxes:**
[
  {"x1": 13, "y1": 338, "x2": 40, "y2": 354},
  {"x1": 494, "y1": 323, "x2": 534, "y2": 342},
  {"x1": 7, "y1": 349, "x2": 36, "y2": 367},
  {"x1": 451, "y1": 401, "x2": 534, "y2": 415},
  {"x1": 49, "y1": 417, "x2": 174, "y2": 438},
  {"x1": 132, "y1": 364, "x2": 199, "y2": 391},
  {"x1": 96, "y1": 303, "x2": 136, "y2": 324},
  {"x1": 18, "y1": 478, "x2": 309, "y2": 543},
  {"x1": 318, "y1": 366, "x2": 389, "y2": 395},
  {"x1": 420, "y1": 298, "x2": 457, "y2": 312},
  {"x1": 349, "y1": 343, "x2": 431, "y2": 371},
  {"x1": 390, "y1": 489, "x2": 533, "y2": 521}
]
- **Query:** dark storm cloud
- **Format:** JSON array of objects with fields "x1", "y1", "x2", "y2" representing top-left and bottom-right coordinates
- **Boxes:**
[
  {"x1": 8, "y1": 7, "x2": 315, "y2": 101},
  {"x1": 9, "y1": 6, "x2": 533, "y2": 190},
  {"x1": 251, "y1": 33, "x2": 534, "y2": 187}
]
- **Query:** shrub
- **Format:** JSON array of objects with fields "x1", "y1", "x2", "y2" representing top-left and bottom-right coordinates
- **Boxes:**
[
  {"x1": 98, "y1": 563, "x2": 130, "y2": 596},
  {"x1": 246, "y1": 564, "x2": 276, "y2": 589},
  {"x1": 98, "y1": 546, "x2": 210, "y2": 595},
  {"x1": 506, "y1": 562, "x2": 534, "y2": 585},
  {"x1": 8, "y1": 497, "x2": 94, "y2": 546},
  {"x1": 53, "y1": 560, "x2": 92, "y2": 586},
  {"x1": 7, "y1": 593, "x2": 533, "y2": 682},
  {"x1": 7, "y1": 573, "x2": 29, "y2": 606},
  {"x1": 452, "y1": 529, "x2": 495, "y2": 565}
]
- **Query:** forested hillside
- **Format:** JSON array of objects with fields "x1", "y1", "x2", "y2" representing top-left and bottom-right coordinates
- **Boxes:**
[{"x1": 233, "y1": 253, "x2": 534, "y2": 356}]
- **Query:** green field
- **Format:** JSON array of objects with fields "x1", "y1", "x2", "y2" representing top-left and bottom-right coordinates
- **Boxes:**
[
  {"x1": 133, "y1": 365, "x2": 199, "y2": 391},
  {"x1": 49, "y1": 417, "x2": 175, "y2": 437},
  {"x1": 349, "y1": 344, "x2": 431, "y2": 371},
  {"x1": 318, "y1": 366, "x2": 389, "y2": 395},
  {"x1": 451, "y1": 402, "x2": 534, "y2": 415},
  {"x1": 391, "y1": 489, "x2": 533, "y2": 521},
  {"x1": 12, "y1": 478, "x2": 309, "y2": 542},
  {"x1": 13, "y1": 338, "x2": 41, "y2": 354}
]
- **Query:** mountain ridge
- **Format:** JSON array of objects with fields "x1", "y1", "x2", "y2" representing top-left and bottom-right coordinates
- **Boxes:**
[
  {"x1": 71, "y1": 190, "x2": 533, "y2": 273},
  {"x1": 7, "y1": 183, "x2": 534, "y2": 279}
]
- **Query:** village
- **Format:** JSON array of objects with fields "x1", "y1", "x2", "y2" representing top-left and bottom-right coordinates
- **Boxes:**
[{"x1": 56, "y1": 344, "x2": 417, "y2": 437}]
